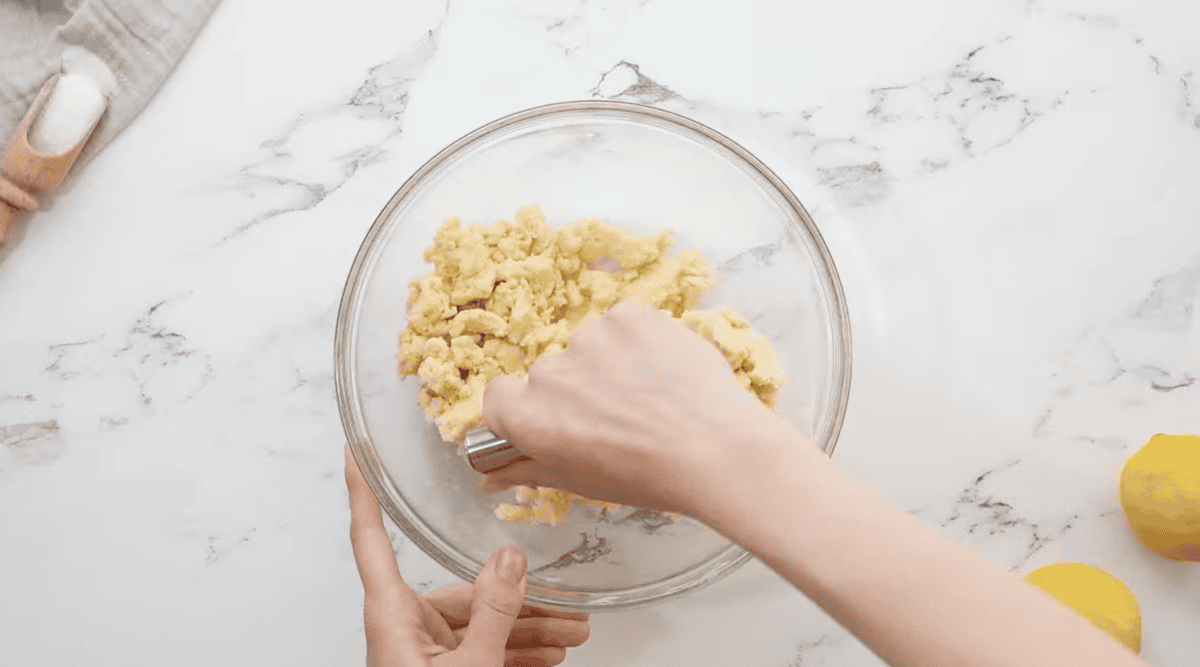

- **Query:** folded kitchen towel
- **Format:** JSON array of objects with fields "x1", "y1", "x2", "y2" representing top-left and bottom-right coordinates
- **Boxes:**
[{"x1": 1, "y1": 0, "x2": 220, "y2": 169}]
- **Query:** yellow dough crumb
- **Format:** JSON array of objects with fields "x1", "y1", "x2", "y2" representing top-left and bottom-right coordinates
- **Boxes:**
[
  {"x1": 399, "y1": 205, "x2": 786, "y2": 524},
  {"x1": 679, "y1": 308, "x2": 785, "y2": 407}
]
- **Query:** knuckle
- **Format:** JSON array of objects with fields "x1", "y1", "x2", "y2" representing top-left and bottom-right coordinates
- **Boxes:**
[
  {"x1": 361, "y1": 594, "x2": 398, "y2": 627},
  {"x1": 483, "y1": 375, "x2": 520, "y2": 413},
  {"x1": 608, "y1": 300, "x2": 655, "y2": 334},
  {"x1": 348, "y1": 521, "x2": 372, "y2": 545},
  {"x1": 613, "y1": 298, "x2": 651, "y2": 320},
  {"x1": 523, "y1": 625, "x2": 549, "y2": 644},
  {"x1": 572, "y1": 620, "x2": 591, "y2": 645},
  {"x1": 527, "y1": 353, "x2": 563, "y2": 380},
  {"x1": 610, "y1": 299, "x2": 639, "y2": 316},
  {"x1": 568, "y1": 319, "x2": 604, "y2": 346},
  {"x1": 480, "y1": 592, "x2": 522, "y2": 620},
  {"x1": 500, "y1": 404, "x2": 539, "y2": 440},
  {"x1": 548, "y1": 619, "x2": 589, "y2": 646},
  {"x1": 488, "y1": 396, "x2": 543, "y2": 446}
]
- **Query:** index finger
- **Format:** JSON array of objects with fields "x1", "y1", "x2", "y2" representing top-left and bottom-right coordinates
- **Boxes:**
[
  {"x1": 426, "y1": 586, "x2": 590, "y2": 625},
  {"x1": 345, "y1": 447, "x2": 410, "y2": 599},
  {"x1": 482, "y1": 374, "x2": 527, "y2": 444},
  {"x1": 520, "y1": 606, "x2": 590, "y2": 621}
]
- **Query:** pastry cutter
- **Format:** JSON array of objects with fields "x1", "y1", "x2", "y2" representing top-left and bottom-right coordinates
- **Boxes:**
[{"x1": 465, "y1": 427, "x2": 532, "y2": 474}]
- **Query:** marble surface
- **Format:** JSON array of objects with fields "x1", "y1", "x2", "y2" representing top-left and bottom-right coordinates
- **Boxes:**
[{"x1": 2, "y1": 0, "x2": 1198, "y2": 664}]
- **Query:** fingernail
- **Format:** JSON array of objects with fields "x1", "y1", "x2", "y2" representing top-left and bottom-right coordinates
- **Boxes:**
[{"x1": 496, "y1": 546, "x2": 527, "y2": 584}]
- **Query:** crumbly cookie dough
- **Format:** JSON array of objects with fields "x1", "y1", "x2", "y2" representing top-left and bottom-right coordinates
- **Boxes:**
[{"x1": 399, "y1": 205, "x2": 786, "y2": 524}]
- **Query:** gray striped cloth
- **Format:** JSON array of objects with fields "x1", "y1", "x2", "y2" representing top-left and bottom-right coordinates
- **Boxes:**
[{"x1": 1, "y1": 0, "x2": 219, "y2": 168}]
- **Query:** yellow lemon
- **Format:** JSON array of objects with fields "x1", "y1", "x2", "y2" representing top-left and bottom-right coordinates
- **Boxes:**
[
  {"x1": 1024, "y1": 562, "x2": 1141, "y2": 653},
  {"x1": 1120, "y1": 433, "x2": 1200, "y2": 561}
]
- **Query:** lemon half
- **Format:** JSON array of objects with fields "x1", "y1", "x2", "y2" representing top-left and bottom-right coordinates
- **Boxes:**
[{"x1": 1024, "y1": 562, "x2": 1141, "y2": 653}]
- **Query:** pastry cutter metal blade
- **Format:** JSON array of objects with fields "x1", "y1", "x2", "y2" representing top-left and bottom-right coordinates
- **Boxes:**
[{"x1": 465, "y1": 427, "x2": 532, "y2": 474}]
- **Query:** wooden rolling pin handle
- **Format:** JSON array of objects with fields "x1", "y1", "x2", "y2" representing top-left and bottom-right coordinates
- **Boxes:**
[{"x1": 0, "y1": 74, "x2": 98, "y2": 246}]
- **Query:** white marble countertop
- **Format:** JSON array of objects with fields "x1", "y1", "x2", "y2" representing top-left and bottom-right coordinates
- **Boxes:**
[{"x1": 2, "y1": 1, "x2": 1198, "y2": 664}]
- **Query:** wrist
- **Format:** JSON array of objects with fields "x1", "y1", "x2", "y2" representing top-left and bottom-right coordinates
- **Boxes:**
[{"x1": 686, "y1": 412, "x2": 824, "y2": 533}]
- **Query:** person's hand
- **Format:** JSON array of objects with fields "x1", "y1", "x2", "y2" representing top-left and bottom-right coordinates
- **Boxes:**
[
  {"x1": 346, "y1": 449, "x2": 590, "y2": 667},
  {"x1": 480, "y1": 299, "x2": 808, "y2": 518}
]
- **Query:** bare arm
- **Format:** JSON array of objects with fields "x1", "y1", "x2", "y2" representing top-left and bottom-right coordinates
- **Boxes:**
[
  {"x1": 482, "y1": 300, "x2": 1147, "y2": 667},
  {"x1": 698, "y1": 420, "x2": 1144, "y2": 667}
]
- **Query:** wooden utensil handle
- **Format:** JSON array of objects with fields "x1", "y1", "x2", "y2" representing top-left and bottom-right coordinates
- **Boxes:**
[{"x1": 0, "y1": 74, "x2": 103, "y2": 245}]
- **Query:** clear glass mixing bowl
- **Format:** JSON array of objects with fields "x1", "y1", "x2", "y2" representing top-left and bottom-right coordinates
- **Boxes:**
[{"x1": 335, "y1": 101, "x2": 852, "y2": 611}]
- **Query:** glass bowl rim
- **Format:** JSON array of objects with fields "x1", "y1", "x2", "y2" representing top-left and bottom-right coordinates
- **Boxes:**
[{"x1": 334, "y1": 99, "x2": 853, "y2": 611}]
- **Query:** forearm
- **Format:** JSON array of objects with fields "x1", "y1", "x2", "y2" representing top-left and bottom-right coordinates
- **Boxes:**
[{"x1": 695, "y1": 427, "x2": 1147, "y2": 667}]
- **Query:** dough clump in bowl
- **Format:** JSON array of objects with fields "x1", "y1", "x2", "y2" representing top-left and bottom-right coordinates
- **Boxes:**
[{"x1": 400, "y1": 205, "x2": 786, "y2": 523}]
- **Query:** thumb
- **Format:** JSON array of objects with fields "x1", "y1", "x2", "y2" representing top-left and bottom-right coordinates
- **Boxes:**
[{"x1": 456, "y1": 546, "x2": 528, "y2": 664}]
